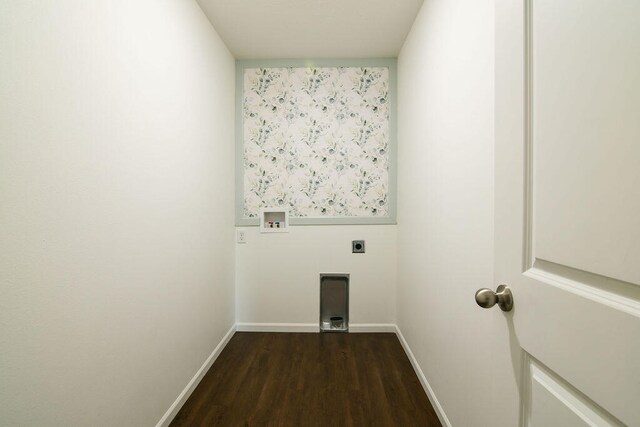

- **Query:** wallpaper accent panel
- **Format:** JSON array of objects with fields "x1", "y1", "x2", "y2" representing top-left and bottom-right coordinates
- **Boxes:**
[{"x1": 242, "y1": 66, "x2": 391, "y2": 219}]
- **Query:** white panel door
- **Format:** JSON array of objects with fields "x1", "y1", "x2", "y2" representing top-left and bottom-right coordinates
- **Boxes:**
[{"x1": 495, "y1": 1, "x2": 640, "y2": 426}]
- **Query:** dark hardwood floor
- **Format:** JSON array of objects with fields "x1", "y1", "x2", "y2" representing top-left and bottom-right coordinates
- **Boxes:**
[{"x1": 171, "y1": 332, "x2": 441, "y2": 427}]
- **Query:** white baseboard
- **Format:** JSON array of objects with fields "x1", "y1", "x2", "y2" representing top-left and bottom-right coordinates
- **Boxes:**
[
  {"x1": 349, "y1": 323, "x2": 396, "y2": 333},
  {"x1": 236, "y1": 322, "x2": 319, "y2": 332},
  {"x1": 235, "y1": 323, "x2": 397, "y2": 333},
  {"x1": 155, "y1": 324, "x2": 236, "y2": 427},
  {"x1": 394, "y1": 325, "x2": 452, "y2": 427}
]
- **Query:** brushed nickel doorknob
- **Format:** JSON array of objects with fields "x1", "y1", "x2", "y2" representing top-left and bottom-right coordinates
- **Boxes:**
[{"x1": 475, "y1": 284, "x2": 513, "y2": 312}]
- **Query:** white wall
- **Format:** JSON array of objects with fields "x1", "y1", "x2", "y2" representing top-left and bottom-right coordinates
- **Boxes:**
[
  {"x1": 397, "y1": 0, "x2": 497, "y2": 425},
  {"x1": 236, "y1": 225, "x2": 396, "y2": 327},
  {"x1": 0, "y1": 1, "x2": 235, "y2": 425}
]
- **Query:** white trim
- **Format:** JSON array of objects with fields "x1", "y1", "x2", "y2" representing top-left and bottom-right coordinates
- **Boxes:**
[
  {"x1": 526, "y1": 260, "x2": 640, "y2": 318},
  {"x1": 234, "y1": 322, "x2": 396, "y2": 333},
  {"x1": 155, "y1": 324, "x2": 237, "y2": 427},
  {"x1": 349, "y1": 323, "x2": 396, "y2": 333},
  {"x1": 394, "y1": 325, "x2": 452, "y2": 427},
  {"x1": 236, "y1": 323, "x2": 319, "y2": 333}
]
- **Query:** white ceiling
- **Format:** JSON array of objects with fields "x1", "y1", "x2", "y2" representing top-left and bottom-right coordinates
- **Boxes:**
[{"x1": 196, "y1": 0, "x2": 424, "y2": 59}]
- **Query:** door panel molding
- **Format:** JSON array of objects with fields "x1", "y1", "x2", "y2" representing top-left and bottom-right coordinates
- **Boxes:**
[
  {"x1": 523, "y1": 353, "x2": 624, "y2": 427},
  {"x1": 526, "y1": 0, "x2": 640, "y2": 285},
  {"x1": 525, "y1": 259, "x2": 640, "y2": 317},
  {"x1": 523, "y1": 0, "x2": 640, "y2": 303},
  {"x1": 523, "y1": 0, "x2": 534, "y2": 272}
]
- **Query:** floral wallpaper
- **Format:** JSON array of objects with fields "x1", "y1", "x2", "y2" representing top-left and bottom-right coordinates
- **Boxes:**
[{"x1": 243, "y1": 66, "x2": 390, "y2": 219}]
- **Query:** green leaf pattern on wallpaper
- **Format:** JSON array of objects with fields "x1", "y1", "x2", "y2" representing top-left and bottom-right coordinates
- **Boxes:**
[{"x1": 243, "y1": 67, "x2": 390, "y2": 218}]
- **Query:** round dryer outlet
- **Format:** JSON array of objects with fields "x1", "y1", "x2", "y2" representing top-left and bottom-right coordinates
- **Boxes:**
[{"x1": 352, "y1": 240, "x2": 365, "y2": 253}]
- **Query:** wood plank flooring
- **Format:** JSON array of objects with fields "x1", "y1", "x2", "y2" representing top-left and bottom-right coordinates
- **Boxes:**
[{"x1": 171, "y1": 332, "x2": 441, "y2": 427}]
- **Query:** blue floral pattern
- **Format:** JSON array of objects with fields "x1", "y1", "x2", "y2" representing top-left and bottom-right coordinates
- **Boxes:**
[{"x1": 243, "y1": 67, "x2": 390, "y2": 218}]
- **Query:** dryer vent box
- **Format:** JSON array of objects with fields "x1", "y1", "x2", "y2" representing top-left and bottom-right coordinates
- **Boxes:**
[{"x1": 320, "y1": 273, "x2": 349, "y2": 332}]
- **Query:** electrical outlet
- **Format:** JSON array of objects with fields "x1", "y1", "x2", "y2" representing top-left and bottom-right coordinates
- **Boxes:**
[
  {"x1": 352, "y1": 240, "x2": 365, "y2": 253},
  {"x1": 237, "y1": 230, "x2": 246, "y2": 244}
]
